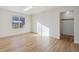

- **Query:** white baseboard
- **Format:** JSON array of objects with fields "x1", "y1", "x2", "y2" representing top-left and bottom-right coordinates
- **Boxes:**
[{"x1": 74, "y1": 40, "x2": 79, "y2": 44}]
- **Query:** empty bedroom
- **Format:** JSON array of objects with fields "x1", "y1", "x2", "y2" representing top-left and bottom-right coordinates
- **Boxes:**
[{"x1": 0, "y1": 6, "x2": 79, "y2": 52}]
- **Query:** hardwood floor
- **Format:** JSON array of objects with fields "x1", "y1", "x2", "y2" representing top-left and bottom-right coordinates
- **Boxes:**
[{"x1": 0, "y1": 33, "x2": 79, "y2": 52}]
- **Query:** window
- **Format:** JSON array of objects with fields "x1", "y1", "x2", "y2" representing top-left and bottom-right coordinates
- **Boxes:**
[{"x1": 12, "y1": 16, "x2": 25, "y2": 29}]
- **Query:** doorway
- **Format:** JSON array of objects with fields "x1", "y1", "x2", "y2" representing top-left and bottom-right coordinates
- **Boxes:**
[{"x1": 60, "y1": 10, "x2": 74, "y2": 42}]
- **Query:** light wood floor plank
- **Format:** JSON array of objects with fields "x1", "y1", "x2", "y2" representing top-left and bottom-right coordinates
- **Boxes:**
[{"x1": 0, "y1": 33, "x2": 79, "y2": 52}]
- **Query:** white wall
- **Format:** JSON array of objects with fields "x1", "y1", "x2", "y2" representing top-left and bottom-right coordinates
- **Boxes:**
[
  {"x1": 74, "y1": 8, "x2": 79, "y2": 44},
  {"x1": 60, "y1": 20, "x2": 74, "y2": 36},
  {"x1": 31, "y1": 6, "x2": 79, "y2": 44},
  {"x1": 0, "y1": 9, "x2": 31, "y2": 38},
  {"x1": 32, "y1": 9, "x2": 60, "y2": 39},
  {"x1": 60, "y1": 10, "x2": 73, "y2": 19}
]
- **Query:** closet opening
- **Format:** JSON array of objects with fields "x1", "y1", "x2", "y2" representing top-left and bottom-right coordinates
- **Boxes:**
[{"x1": 60, "y1": 10, "x2": 74, "y2": 42}]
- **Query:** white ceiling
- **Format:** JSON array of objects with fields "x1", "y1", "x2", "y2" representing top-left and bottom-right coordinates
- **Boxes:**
[{"x1": 0, "y1": 6, "x2": 56, "y2": 15}]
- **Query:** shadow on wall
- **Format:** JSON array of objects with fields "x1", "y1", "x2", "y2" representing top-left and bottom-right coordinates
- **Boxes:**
[{"x1": 37, "y1": 22, "x2": 50, "y2": 36}]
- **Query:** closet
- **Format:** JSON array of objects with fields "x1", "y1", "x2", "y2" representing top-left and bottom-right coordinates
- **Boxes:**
[{"x1": 60, "y1": 10, "x2": 74, "y2": 37}]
